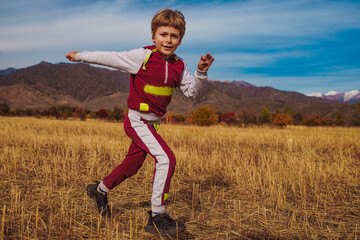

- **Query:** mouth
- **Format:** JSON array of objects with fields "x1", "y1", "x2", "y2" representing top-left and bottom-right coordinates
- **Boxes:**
[{"x1": 163, "y1": 46, "x2": 173, "y2": 51}]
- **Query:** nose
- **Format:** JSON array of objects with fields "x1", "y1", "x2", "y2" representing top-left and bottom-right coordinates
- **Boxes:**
[{"x1": 165, "y1": 35, "x2": 171, "y2": 43}]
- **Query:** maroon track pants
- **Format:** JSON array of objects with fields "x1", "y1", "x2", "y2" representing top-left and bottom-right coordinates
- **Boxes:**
[{"x1": 102, "y1": 112, "x2": 176, "y2": 213}]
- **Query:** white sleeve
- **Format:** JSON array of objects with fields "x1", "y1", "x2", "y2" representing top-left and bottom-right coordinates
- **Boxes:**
[
  {"x1": 179, "y1": 62, "x2": 208, "y2": 98},
  {"x1": 75, "y1": 47, "x2": 150, "y2": 74}
]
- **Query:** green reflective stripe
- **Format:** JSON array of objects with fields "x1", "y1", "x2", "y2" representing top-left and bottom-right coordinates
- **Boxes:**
[
  {"x1": 144, "y1": 85, "x2": 174, "y2": 96},
  {"x1": 142, "y1": 49, "x2": 158, "y2": 71},
  {"x1": 153, "y1": 122, "x2": 160, "y2": 133},
  {"x1": 163, "y1": 193, "x2": 169, "y2": 201},
  {"x1": 172, "y1": 53, "x2": 178, "y2": 61},
  {"x1": 139, "y1": 103, "x2": 149, "y2": 111}
]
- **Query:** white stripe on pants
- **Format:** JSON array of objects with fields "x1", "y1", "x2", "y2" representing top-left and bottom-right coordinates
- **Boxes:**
[{"x1": 127, "y1": 113, "x2": 175, "y2": 213}]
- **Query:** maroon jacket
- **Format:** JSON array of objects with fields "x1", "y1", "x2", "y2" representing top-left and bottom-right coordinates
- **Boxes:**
[
  {"x1": 76, "y1": 45, "x2": 207, "y2": 118},
  {"x1": 128, "y1": 45, "x2": 184, "y2": 116}
]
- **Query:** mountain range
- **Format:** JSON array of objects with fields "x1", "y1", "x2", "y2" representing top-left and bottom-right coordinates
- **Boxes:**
[
  {"x1": 307, "y1": 90, "x2": 360, "y2": 103},
  {"x1": 0, "y1": 67, "x2": 17, "y2": 76},
  {"x1": 0, "y1": 62, "x2": 358, "y2": 119}
]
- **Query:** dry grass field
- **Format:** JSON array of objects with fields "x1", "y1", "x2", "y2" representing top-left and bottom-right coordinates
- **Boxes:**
[{"x1": 0, "y1": 117, "x2": 359, "y2": 239}]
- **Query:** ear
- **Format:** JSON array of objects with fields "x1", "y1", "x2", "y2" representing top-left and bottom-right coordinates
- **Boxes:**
[{"x1": 151, "y1": 32, "x2": 155, "y2": 43}]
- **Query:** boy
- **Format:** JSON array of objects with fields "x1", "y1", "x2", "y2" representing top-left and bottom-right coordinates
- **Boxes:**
[{"x1": 66, "y1": 8, "x2": 214, "y2": 235}]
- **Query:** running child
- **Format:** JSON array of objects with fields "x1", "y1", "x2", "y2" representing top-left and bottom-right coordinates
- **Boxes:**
[{"x1": 66, "y1": 8, "x2": 214, "y2": 235}]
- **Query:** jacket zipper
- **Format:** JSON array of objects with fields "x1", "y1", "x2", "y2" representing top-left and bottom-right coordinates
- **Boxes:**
[{"x1": 165, "y1": 60, "x2": 168, "y2": 84}]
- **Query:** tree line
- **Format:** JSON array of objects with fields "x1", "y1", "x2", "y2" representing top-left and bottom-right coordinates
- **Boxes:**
[
  {"x1": 185, "y1": 105, "x2": 360, "y2": 127},
  {"x1": 0, "y1": 103, "x2": 125, "y2": 122},
  {"x1": 1, "y1": 102, "x2": 360, "y2": 128}
]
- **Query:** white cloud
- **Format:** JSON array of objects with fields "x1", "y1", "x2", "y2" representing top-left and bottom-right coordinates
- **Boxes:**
[
  {"x1": 0, "y1": 0, "x2": 151, "y2": 52},
  {"x1": 2, "y1": 0, "x2": 360, "y2": 53}
]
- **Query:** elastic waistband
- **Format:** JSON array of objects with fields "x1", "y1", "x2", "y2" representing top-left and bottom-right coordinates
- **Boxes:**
[{"x1": 128, "y1": 109, "x2": 162, "y2": 123}]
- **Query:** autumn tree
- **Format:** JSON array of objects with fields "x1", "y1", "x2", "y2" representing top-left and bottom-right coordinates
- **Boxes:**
[
  {"x1": 48, "y1": 106, "x2": 61, "y2": 119},
  {"x1": 174, "y1": 114, "x2": 186, "y2": 123},
  {"x1": 74, "y1": 106, "x2": 86, "y2": 121},
  {"x1": 284, "y1": 106, "x2": 294, "y2": 116},
  {"x1": 110, "y1": 107, "x2": 124, "y2": 122},
  {"x1": 302, "y1": 114, "x2": 329, "y2": 126},
  {"x1": 62, "y1": 108, "x2": 72, "y2": 119},
  {"x1": 24, "y1": 109, "x2": 33, "y2": 116},
  {"x1": 292, "y1": 113, "x2": 303, "y2": 125},
  {"x1": 238, "y1": 108, "x2": 257, "y2": 125},
  {"x1": 32, "y1": 109, "x2": 41, "y2": 118},
  {"x1": 96, "y1": 109, "x2": 109, "y2": 119},
  {"x1": 221, "y1": 112, "x2": 236, "y2": 125},
  {"x1": 272, "y1": 112, "x2": 294, "y2": 128},
  {"x1": 41, "y1": 109, "x2": 50, "y2": 117},
  {"x1": 259, "y1": 106, "x2": 271, "y2": 125},
  {"x1": 13, "y1": 109, "x2": 26, "y2": 116},
  {"x1": 187, "y1": 107, "x2": 218, "y2": 126},
  {"x1": 0, "y1": 103, "x2": 10, "y2": 115}
]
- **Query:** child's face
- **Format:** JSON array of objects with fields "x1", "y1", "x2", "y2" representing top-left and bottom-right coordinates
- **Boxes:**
[{"x1": 152, "y1": 26, "x2": 181, "y2": 59}]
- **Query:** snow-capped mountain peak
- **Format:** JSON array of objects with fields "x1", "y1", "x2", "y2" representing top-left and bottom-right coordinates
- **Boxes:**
[
  {"x1": 307, "y1": 92, "x2": 323, "y2": 97},
  {"x1": 325, "y1": 91, "x2": 339, "y2": 96},
  {"x1": 344, "y1": 90, "x2": 360, "y2": 102}
]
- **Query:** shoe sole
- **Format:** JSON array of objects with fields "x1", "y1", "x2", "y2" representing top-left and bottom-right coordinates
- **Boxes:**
[
  {"x1": 144, "y1": 225, "x2": 186, "y2": 236},
  {"x1": 86, "y1": 184, "x2": 111, "y2": 217}
]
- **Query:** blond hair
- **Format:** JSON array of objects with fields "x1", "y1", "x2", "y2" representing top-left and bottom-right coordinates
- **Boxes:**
[{"x1": 151, "y1": 9, "x2": 186, "y2": 41}]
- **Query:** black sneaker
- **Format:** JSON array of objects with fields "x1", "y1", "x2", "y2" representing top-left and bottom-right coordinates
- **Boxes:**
[
  {"x1": 144, "y1": 211, "x2": 186, "y2": 236},
  {"x1": 86, "y1": 181, "x2": 111, "y2": 217}
]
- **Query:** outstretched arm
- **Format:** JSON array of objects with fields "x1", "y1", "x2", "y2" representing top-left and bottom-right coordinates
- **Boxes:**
[
  {"x1": 197, "y1": 53, "x2": 214, "y2": 72},
  {"x1": 179, "y1": 53, "x2": 215, "y2": 98},
  {"x1": 64, "y1": 48, "x2": 150, "y2": 74}
]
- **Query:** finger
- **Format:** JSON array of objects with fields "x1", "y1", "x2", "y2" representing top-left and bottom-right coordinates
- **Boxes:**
[
  {"x1": 205, "y1": 57, "x2": 214, "y2": 64},
  {"x1": 202, "y1": 53, "x2": 211, "y2": 59},
  {"x1": 206, "y1": 54, "x2": 214, "y2": 63}
]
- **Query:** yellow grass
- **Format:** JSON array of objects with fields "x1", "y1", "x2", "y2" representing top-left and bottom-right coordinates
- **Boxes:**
[{"x1": 0, "y1": 117, "x2": 359, "y2": 239}]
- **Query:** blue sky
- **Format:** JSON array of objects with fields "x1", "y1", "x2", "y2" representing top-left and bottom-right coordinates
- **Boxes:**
[{"x1": 0, "y1": 0, "x2": 359, "y2": 95}]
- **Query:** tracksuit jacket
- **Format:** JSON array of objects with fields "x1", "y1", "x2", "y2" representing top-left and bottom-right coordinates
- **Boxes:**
[{"x1": 76, "y1": 45, "x2": 207, "y2": 213}]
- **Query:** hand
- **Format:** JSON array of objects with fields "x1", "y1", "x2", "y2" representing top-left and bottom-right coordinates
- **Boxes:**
[
  {"x1": 197, "y1": 53, "x2": 214, "y2": 72},
  {"x1": 65, "y1": 51, "x2": 79, "y2": 62}
]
